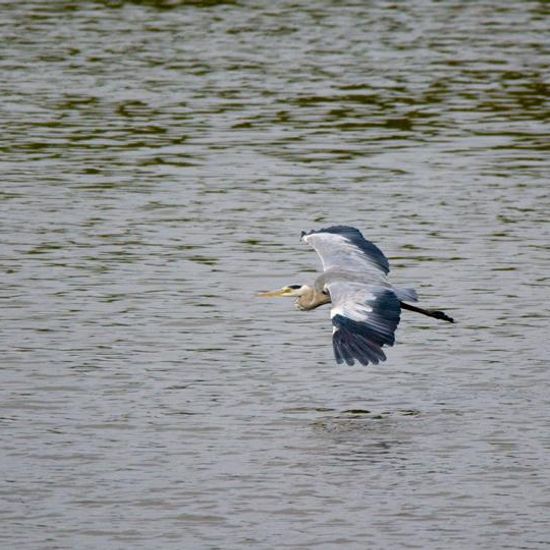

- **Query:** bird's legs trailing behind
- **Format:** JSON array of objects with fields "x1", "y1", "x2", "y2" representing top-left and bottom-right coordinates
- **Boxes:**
[{"x1": 400, "y1": 301, "x2": 454, "y2": 323}]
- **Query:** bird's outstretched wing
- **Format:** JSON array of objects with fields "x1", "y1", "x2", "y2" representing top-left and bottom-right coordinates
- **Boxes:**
[
  {"x1": 329, "y1": 282, "x2": 400, "y2": 365},
  {"x1": 301, "y1": 226, "x2": 400, "y2": 366},
  {"x1": 301, "y1": 225, "x2": 390, "y2": 276}
]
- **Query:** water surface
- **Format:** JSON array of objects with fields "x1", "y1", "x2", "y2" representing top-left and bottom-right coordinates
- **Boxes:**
[{"x1": 1, "y1": 1, "x2": 549, "y2": 548}]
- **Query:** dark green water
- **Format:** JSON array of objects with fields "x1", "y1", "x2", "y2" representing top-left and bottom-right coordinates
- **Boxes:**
[{"x1": 1, "y1": 1, "x2": 549, "y2": 548}]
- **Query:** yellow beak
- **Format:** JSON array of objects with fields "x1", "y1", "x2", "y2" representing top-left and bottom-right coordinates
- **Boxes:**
[{"x1": 256, "y1": 287, "x2": 292, "y2": 298}]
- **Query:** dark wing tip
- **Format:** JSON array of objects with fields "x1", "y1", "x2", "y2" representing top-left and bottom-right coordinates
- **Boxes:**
[
  {"x1": 332, "y1": 314, "x2": 393, "y2": 367},
  {"x1": 332, "y1": 327, "x2": 387, "y2": 366},
  {"x1": 302, "y1": 225, "x2": 361, "y2": 238}
]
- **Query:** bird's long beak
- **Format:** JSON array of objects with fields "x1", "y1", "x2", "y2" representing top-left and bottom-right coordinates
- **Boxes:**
[{"x1": 256, "y1": 287, "x2": 291, "y2": 298}]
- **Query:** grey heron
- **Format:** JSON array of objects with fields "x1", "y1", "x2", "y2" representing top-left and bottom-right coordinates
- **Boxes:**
[{"x1": 258, "y1": 226, "x2": 454, "y2": 366}]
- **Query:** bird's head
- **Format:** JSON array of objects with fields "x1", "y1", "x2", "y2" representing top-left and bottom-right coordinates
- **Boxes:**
[{"x1": 256, "y1": 284, "x2": 307, "y2": 298}]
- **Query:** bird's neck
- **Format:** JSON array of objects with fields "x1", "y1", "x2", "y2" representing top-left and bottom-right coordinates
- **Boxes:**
[{"x1": 296, "y1": 287, "x2": 331, "y2": 311}]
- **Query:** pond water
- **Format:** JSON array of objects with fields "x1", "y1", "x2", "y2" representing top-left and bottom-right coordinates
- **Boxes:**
[{"x1": 1, "y1": 1, "x2": 549, "y2": 548}]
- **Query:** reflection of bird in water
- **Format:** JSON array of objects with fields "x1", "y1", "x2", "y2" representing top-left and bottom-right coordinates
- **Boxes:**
[{"x1": 258, "y1": 226, "x2": 454, "y2": 366}]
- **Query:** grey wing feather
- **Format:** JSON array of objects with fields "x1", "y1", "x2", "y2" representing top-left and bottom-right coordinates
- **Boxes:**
[
  {"x1": 329, "y1": 282, "x2": 401, "y2": 366},
  {"x1": 301, "y1": 226, "x2": 402, "y2": 366},
  {"x1": 301, "y1": 226, "x2": 390, "y2": 276}
]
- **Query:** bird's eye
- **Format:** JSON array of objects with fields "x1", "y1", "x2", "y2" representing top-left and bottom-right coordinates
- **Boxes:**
[{"x1": 288, "y1": 284, "x2": 301, "y2": 289}]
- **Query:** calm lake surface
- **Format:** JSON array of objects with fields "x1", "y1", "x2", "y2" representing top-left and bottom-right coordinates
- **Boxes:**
[{"x1": 1, "y1": 1, "x2": 549, "y2": 548}]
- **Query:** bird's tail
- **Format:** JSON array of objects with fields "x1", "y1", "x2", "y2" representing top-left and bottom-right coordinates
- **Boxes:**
[
  {"x1": 400, "y1": 302, "x2": 455, "y2": 323},
  {"x1": 394, "y1": 287, "x2": 418, "y2": 302}
]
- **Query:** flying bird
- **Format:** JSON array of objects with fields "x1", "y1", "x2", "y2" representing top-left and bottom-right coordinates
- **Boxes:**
[{"x1": 257, "y1": 226, "x2": 454, "y2": 366}]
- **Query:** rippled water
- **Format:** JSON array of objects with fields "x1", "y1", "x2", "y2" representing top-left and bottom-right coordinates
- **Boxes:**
[{"x1": 2, "y1": 1, "x2": 549, "y2": 548}]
